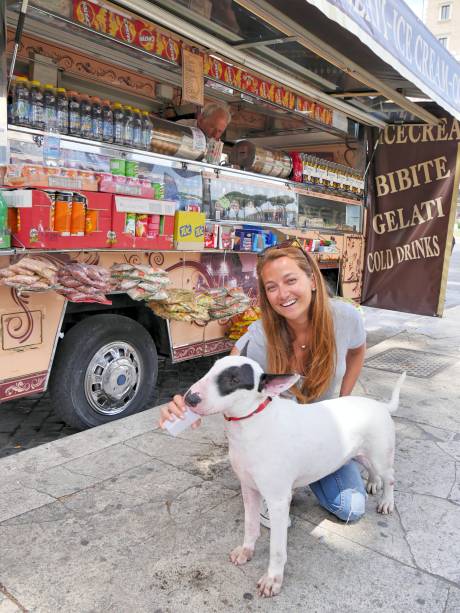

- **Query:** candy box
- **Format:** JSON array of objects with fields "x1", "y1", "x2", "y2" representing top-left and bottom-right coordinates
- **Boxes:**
[
  {"x1": 2, "y1": 189, "x2": 112, "y2": 249},
  {"x1": 173, "y1": 211, "x2": 205, "y2": 250},
  {"x1": 111, "y1": 195, "x2": 175, "y2": 250}
]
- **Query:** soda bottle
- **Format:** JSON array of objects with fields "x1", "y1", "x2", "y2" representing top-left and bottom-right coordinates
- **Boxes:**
[
  {"x1": 43, "y1": 84, "x2": 57, "y2": 132},
  {"x1": 141, "y1": 111, "x2": 153, "y2": 150},
  {"x1": 0, "y1": 192, "x2": 11, "y2": 250},
  {"x1": 132, "y1": 108, "x2": 142, "y2": 149},
  {"x1": 29, "y1": 80, "x2": 44, "y2": 130},
  {"x1": 68, "y1": 91, "x2": 81, "y2": 136},
  {"x1": 12, "y1": 76, "x2": 30, "y2": 127},
  {"x1": 101, "y1": 99, "x2": 113, "y2": 143},
  {"x1": 56, "y1": 88, "x2": 69, "y2": 134},
  {"x1": 80, "y1": 95, "x2": 92, "y2": 139},
  {"x1": 91, "y1": 96, "x2": 103, "y2": 141},
  {"x1": 113, "y1": 103, "x2": 124, "y2": 145},
  {"x1": 123, "y1": 105, "x2": 133, "y2": 146}
]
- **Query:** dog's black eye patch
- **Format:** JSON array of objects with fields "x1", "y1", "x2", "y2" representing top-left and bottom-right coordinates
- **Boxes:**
[{"x1": 216, "y1": 364, "x2": 254, "y2": 396}]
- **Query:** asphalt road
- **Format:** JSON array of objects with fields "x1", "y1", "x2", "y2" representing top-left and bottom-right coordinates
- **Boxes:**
[{"x1": 1, "y1": 243, "x2": 458, "y2": 460}]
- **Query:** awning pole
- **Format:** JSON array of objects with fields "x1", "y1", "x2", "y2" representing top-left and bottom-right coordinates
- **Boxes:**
[{"x1": 7, "y1": 0, "x2": 29, "y2": 93}]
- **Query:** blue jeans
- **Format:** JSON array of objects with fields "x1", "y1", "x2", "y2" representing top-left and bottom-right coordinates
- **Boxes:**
[{"x1": 309, "y1": 461, "x2": 366, "y2": 522}]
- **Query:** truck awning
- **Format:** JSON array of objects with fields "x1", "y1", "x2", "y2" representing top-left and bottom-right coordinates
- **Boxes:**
[
  {"x1": 302, "y1": 0, "x2": 460, "y2": 120},
  {"x1": 237, "y1": 0, "x2": 460, "y2": 122}
]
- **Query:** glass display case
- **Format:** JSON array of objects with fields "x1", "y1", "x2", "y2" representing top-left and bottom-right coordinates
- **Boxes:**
[
  {"x1": 6, "y1": 126, "x2": 363, "y2": 235},
  {"x1": 204, "y1": 168, "x2": 297, "y2": 226},
  {"x1": 297, "y1": 191, "x2": 362, "y2": 233}
]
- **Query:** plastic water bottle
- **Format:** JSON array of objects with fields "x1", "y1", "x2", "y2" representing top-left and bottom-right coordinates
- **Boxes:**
[
  {"x1": 56, "y1": 88, "x2": 69, "y2": 134},
  {"x1": 141, "y1": 111, "x2": 153, "y2": 150},
  {"x1": 101, "y1": 99, "x2": 113, "y2": 143},
  {"x1": 80, "y1": 95, "x2": 92, "y2": 139},
  {"x1": 123, "y1": 105, "x2": 134, "y2": 146},
  {"x1": 113, "y1": 103, "x2": 124, "y2": 145},
  {"x1": 68, "y1": 91, "x2": 81, "y2": 136},
  {"x1": 91, "y1": 97, "x2": 103, "y2": 141},
  {"x1": 43, "y1": 84, "x2": 57, "y2": 132},
  {"x1": 132, "y1": 108, "x2": 142, "y2": 149},
  {"x1": 163, "y1": 408, "x2": 201, "y2": 436},
  {"x1": 29, "y1": 80, "x2": 44, "y2": 130},
  {"x1": 12, "y1": 76, "x2": 30, "y2": 127}
]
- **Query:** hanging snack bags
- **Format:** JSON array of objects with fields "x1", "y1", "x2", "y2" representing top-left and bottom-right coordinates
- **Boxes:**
[
  {"x1": 227, "y1": 306, "x2": 261, "y2": 340},
  {"x1": 0, "y1": 257, "x2": 59, "y2": 291},
  {"x1": 57, "y1": 263, "x2": 112, "y2": 304},
  {"x1": 111, "y1": 262, "x2": 170, "y2": 301}
]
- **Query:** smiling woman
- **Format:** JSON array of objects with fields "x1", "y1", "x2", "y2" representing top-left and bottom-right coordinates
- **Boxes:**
[{"x1": 231, "y1": 244, "x2": 366, "y2": 402}]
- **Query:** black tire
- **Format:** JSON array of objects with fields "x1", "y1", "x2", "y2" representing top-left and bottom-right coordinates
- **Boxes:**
[{"x1": 49, "y1": 314, "x2": 158, "y2": 429}]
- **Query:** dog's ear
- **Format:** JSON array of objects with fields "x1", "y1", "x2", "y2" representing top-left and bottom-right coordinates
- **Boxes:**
[{"x1": 258, "y1": 373, "x2": 300, "y2": 396}]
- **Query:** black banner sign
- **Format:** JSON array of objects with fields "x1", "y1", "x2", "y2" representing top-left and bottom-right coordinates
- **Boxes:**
[{"x1": 362, "y1": 119, "x2": 460, "y2": 316}]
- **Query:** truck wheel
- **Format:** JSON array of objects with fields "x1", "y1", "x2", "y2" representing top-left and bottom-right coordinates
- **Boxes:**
[{"x1": 49, "y1": 314, "x2": 158, "y2": 429}]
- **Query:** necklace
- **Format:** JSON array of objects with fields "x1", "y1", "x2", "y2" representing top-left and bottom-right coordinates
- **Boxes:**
[{"x1": 300, "y1": 344, "x2": 307, "y2": 350}]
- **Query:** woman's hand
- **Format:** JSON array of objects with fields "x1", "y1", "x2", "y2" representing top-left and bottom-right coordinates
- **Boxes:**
[{"x1": 158, "y1": 394, "x2": 202, "y2": 429}]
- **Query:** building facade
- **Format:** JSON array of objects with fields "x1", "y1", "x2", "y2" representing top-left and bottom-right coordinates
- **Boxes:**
[{"x1": 424, "y1": 0, "x2": 460, "y2": 59}]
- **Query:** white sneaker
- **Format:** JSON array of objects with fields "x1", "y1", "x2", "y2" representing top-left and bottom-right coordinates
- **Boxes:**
[{"x1": 259, "y1": 498, "x2": 292, "y2": 529}]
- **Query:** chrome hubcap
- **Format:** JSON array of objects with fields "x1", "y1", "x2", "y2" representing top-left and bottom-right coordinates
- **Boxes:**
[{"x1": 84, "y1": 342, "x2": 141, "y2": 415}]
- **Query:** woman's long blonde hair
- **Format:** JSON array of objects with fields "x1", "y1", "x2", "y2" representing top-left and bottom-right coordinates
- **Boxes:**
[{"x1": 256, "y1": 246, "x2": 336, "y2": 403}]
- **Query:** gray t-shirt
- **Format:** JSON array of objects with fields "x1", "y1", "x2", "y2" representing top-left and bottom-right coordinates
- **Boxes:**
[{"x1": 235, "y1": 299, "x2": 366, "y2": 401}]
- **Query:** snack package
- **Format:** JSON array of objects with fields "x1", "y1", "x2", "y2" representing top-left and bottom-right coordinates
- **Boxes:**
[
  {"x1": 227, "y1": 306, "x2": 261, "y2": 340},
  {"x1": 0, "y1": 257, "x2": 59, "y2": 292},
  {"x1": 56, "y1": 262, "x2": 112, "y2": 304}
]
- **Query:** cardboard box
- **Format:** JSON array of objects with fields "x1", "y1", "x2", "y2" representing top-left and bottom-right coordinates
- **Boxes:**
[
  {"x1": 3, "y1": 165, "x2": 99, "y2": 191},
  {"x1": 204, "y1": 221, "x2": 218, "y2": 249},
  {"x1": 99, "y1": 174, "x2": 154, "y2": 198},
  {"x1": 111, "y1": 195, "x2": 175, "y2": 250},
  {"x1": 173, "y1": 211, "x2": 205, "y2": 250},
  {"x1": 218, "y1": 224, "x2": 235, "y2": 250},
  {"x1": 3, "y1": 189, "x2": 113, "y2": 249}
]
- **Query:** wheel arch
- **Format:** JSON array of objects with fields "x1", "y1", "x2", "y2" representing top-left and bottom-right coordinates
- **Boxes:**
[{"x1": 59, "y1": 293, "x2": 171, "y2": 356}]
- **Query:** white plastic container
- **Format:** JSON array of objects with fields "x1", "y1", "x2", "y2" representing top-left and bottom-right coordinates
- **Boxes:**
[{"x1": 163, "y1": 408, "x2": 201, "y2": 436}]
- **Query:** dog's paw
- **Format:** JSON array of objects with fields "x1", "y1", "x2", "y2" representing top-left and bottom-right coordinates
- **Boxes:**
[
  {"x1": 366, "y1": 477, "x2": 382, "y2": 495},
  {"x1": 230, "y1": 545, "x2": 253, "y2": 566},
  {"x1": 257, "y1": 573, "x2": 283, "y2": 597},
  {"x1": 377, "y1": 499, "x2": 394, "y2": 514}
]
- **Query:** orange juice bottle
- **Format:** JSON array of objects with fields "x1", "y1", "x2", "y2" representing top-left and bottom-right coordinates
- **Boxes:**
[
  {"x1": 70, "y1": 193, "x2": 86, "y2": 235},
  {"x1": 54, "y1": 192, "x2": 73, "y2": 235},
  {"x1": 85, "y1": 209, "x2": 98, "y2": 234}
]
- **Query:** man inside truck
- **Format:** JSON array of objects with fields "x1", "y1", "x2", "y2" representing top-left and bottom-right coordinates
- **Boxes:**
[{"x1": 177, "y1": 102, "x2": 232, "y2": 141}]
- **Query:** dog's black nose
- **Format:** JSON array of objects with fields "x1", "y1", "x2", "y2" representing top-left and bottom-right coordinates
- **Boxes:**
[{"x1": 184, "y1": 391, "x2": 201, "y2": 407}]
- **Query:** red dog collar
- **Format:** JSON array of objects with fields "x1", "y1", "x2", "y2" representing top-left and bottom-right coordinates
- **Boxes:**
[{"x1": 224, "y1": 397, "x2": 272, "y2": 422}]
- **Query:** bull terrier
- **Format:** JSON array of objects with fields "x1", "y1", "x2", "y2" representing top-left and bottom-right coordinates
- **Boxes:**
[{"x1": 184, "y1": 355, "x2": 405, "y2": 597}]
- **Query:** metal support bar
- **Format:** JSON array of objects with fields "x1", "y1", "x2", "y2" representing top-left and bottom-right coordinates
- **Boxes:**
[
  {"x1": 331, "y1": 91, "x2": 380, "y2": 98},
  {"x1": 231, "y1": 35, "x2": 298, "y2": 49},
  {"x1": 235, "y1": 0, "x2": 440, "y2": 124},
  {"x1": 7, "y1": 0, "x2": 28, "y2": 93}
]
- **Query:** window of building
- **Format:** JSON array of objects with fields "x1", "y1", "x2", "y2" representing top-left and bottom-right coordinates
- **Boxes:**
[
  {"x1": 440, "y1": 4, "x2": 451, "y2": 20},
  {"x1": 438, "y1": 36, "x2": 448, "y2": 47}
]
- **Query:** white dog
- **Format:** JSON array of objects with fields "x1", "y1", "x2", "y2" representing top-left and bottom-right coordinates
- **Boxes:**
[{"x1": 185, "y1": 355, "x2": 405, "y2": 597}]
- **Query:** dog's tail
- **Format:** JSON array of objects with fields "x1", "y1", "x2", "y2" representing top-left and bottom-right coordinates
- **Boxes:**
[{"x1": 387, "y1": 372, "x2": 406, "y2": 414}]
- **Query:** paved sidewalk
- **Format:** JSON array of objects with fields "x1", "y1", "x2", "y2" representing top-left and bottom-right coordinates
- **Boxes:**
[{"x1": 1, "y1": 255, "x2": 459, "y2": 611}]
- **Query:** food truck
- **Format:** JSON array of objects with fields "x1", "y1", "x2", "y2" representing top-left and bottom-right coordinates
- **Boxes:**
[{"x1": 1, "y1": 0, "x2": 459, "y2": 428}]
